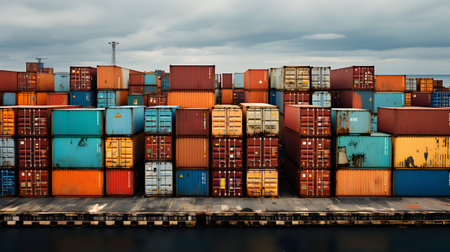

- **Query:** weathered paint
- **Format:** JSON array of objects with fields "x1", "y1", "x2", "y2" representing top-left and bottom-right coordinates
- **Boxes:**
[
  {"x1": 392, "y1": 136, "x2": 450, "y2": 168},
  {"x1": 311, "y1": 67, "x2": 331, "y2": 90},
  {"x1": 176, "y1": 169, "x2": 209, "y2": 196},
  {"x1": 54, "y1": 72, "x2": 70, "y2": 92},
  {"x1": 240, "y1": 103, "x2": 279, "y2": 136},
  {"x1": 0, "y1": 137, "x2": 15, "y2": 168},
  {"x1": 312, "y1": 91, "x2": 331, "y2": 107},
  {"x1": 331, "y1": 108, "x2": 371, "y2": 135},
  {"x1": 52, "y1": 137, "x2": 103, "y2": 168},
  {"x1": 52, "y1": 109, "x2": 104, "y2": 136},
  {"x1": 393, "y1": 169, "x2": 450, "y2": 196},
  {"x1": 106, "y1": 106, "x2": 144, "y2": 135},
  {"x1": 145, "y1": 162, "x2": 173, "y2": 196},
  {"x1": 211, "y1": 105, "x2": 243, "y2": 137}
]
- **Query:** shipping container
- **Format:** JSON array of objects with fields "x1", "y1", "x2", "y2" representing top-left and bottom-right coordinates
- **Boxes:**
[
  {"x1": 97, "y1": 65, "x2": 129, "y2": 90},
  {"x1": 54, "y1": 72, "x2": 70, "y2": 92},
  {"x1": 41, "y1": 68, "x2": 54, "y2": 74},
  {"x1": 17, "y1": 72, "x2": 26, "y2": 89},
  {"x1": 234, "y1": 73, "x2": 244, "y2": 89},
  {"x1": 331, "y1": 66, "x2": 374, "y2": 90},
  {"x1": 128, "y1": 94, "x2": 145, "y2": 106},
  {"x1": 333, "y1": 90, "x2": 373, "y2": 110},
  {"x1": 0, "y1": 169, "x2": 15, "y2": 196},
  {"x1": 284, "y1": 129, "x2": 330, "y2": 169},
  {"x1": 145, "y1": 162, "x2": 173, "y2": 196},
  {"x1": 19, "y1": 169, "x2": 49, "y2": 197},
  {"x1": 215, "y1": 74, "x2": 221, "y2": 89},
  {"x1": 3, "y1": 93, "x2": 16, "y2": 106},
  {"x1": 244, "y1": 69, "x2": 269, "y2": 90},
  {"x1": 221, "y1": 89, "x2": 233, "y2": 104},
  {"x1": 17, "y1": 137, "x2": 49, "y2": 169},
  {"x1": 244, "y1": 90, "x2": 268, "y2": 103},
  {"x1": 284, "y1": 158, "x2": 330, "y2": 197},
  {"x1": 408, "y1": 92, "x2": 431, "y2": 107},
  {"x1": 212, "y1": 170, "x2": 243, "y2": 197},
  {"x1": 404, "y1": 92, "x2": 411, "y2": 106},
  {"x1": 375, "y1": 75, "x2": 406, "y2": 92},
  {"x1": 377, "y1": 107, "x2": 450, "y2": 135},
  {"x1": 17, "y1": 92, "x2": 36, "y2": 105},
  {"x1": 392, "y1": 136, "x2": 450, "y2": 168},
  {"x1": 211, "y1": 138, "x2": 243, "y2": 170},
  {"x1": 331, "y1": 108, "x2": 371, "y2": 135},
  {"x1": 311, "y1": 67, "x2": 331, "y2": 90},
  {"x1": 393, "y1": 169, "x2": 450, "y2": 196},
  {"x1": 170, "y1": 65, "x2": 215, "y2": 91},
  {"x1": 215, "y1": 89, "x2": 221, "y2": 107},
  {"x1": 270, "y1": 66, "x2": 310, "y2": 91},
  {"x1": 97, "y1": 90, "x2": 129, "y2": 108},
  {"x1": 312, "y1": 91, "x2": 331, "y2": 107},
  {"x1": 145, "y1": 135, "x2": 173, "y2": 161},
  {"x1": 144, "y1": 73, "x2": 157, "y2": 85},
  {"x1": 211, "y1": 105, "x2": 243, "y2": 137},
  {"x1": 417, "y1": 78, "x2": 433, "y2": 92},
  {"x1": 335, "y1": 133, "x2": 391, "y2": 168},
  {"x1": 431, "y1": 92, "x2": 450, "y2": 107},
  {"x1": 129, "y1": 73, "x2": 145, "y2": 85},
  {"x1": 176, "y1": 169, "x2": 209, "y2": 196},
  {"x1": 21, "y1": 72, "x2": 54, "y2": 92},
  {"x1": 0, "y1": 70, "x2": 18, "y2": 91},
  {"x1": 105, "y1": 134, "x2": 144, "y2": 168},
  {"x1": 26, "y1": 62, "x2": 41, "y2": 73},
  {"x1": 106, "y1": 169, "x2": 136, "y2": 196},
  {"x1": 36, "y1": 92, "x2": 48, "y2": 105},
  {"x1": 233, "y1": 89, "x2": 245, "y2": 105},
  {"x1": 176, "y1": 108, "x2": 210, "y2": 137},
  {"x1": 52, "y1": 137, "x2": 103, "y2": 168},
  {"x1": 277, "y1": 91, "x2": 310, "y2": 114},
  {"x1": 147, "y1": 94, "x2": 168, "y2": 107},
  {"x1": 222, "y1": 73, "x2": 232, "y2": 89},
  {"x1": 161, "y1": 77, "x2": 170, "y2": 91},
  {"x1": 284, "y1": 105, "x2": 331, "y2": 137},
  {"x1": 0, "y1": 107, "x2": 15, "y2": 136},
  {"x1": 405, "y1": 78, "x2": 417, "y2": 92},
  {"x1": 241, "y1": 103, "x2": 279, "y2": 136},
  {"x1": 70, "y1": 67, "x2": 97, "y2": 91},
  {"x1": 70, "y1": 90, "x2": 96, "y2": 107},
  {"x1": 52, "y1": 169, "x2": 103, "y2": 196},
  {"x1": 246, "y1": 168, "x2": 278, "y2": 197},
  {"x1": 246, "y1": 137, "x2": 279, "y2": 168},
  {"x1": 335, "y1": 169, "x2": 391, "y2": 197},
  {"x1": 105, "y1": 106, "x2": 144, "y2": 135},
  {"x1": 167, "y1": 91, "x2": 215, "y2": 109},
  {"x1": 0, "y1": 137, "x2": 15, "y2": 168},
  {"x1": 371, "y1": 114, "x2": 378, "y2": 133},
  {"x1": 144, "y1": 106, "x2": 177, "y2": 134},
  {"x1": 47, "y1": 93, "x2": 69, "y2": 106},
  {"x1": 52, "y1": 108, "x2": 104, "y2": 136},
  {"x1": 372, "y1": 92, "x2": 405, "y2": 113},
  {"x1": 176, "y1": 137, "x2": 209, "y2": 168},
  {"x1": 129, "y1": 85, "x2": 157, "y2": 94}
]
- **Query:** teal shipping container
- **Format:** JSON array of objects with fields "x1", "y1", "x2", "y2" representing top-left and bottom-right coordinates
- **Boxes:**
[
  {"x1": 128, "y1": 94, "x2": 144, "y2": 106},
  {"x1": 54, "y1": 72, "x2": 70, "y2": 92},
  {"x1": 234, "y1": 73, "x2": 244, "y2": 89},
  {"x1": 145, "y1": 85, "x2": 157, "y2": 93},
  {"x1": 97, "y1": 90, "x2": 117, "y2": 108},
  {"x1": 371, "y1": 114, "x2": 378, "y2": 132},
  {"x1": 144, "y1": 74, "x2": 157, "y2": 85},
  {"x1": 331, "y1": 108, "x2": 371, "y2": 135},
  {"x1": 394, "y1": 169, "x2": 450, "y2": 196},
  {"x1": 372, "y1": 92, "x2": 405, "y2": 113},
  {"x1": 176, "y1": 169, "x2": 209, "y2": 196},
  {"x1": 0, "y1": 137, "x2": 15, "y2": 168},
  {"x1": 52, "y1": 109, "x2": 104, "y2": 136},
  {"x1": 335, "y1": 133, "x2": 391, "y2": 168},
  {"x1": 52, "y1": 137, "x2": 103, "y2": 168},
  {"x1": 144, "y1": 106, "x2": 178, "y2": 134},
  {"x1": 106, "y1": 106, "x2": 145, "y2": 135},
  {"x1": 3, "y1": 93, "x2": 16, "y2": 106}
]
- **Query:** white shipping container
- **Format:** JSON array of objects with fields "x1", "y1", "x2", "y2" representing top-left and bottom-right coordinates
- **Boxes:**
[
  {"x1": 312, "y1": 91, "x2": 332, "y2": 107},
  {"x1": 145, "y1": 162, "x2": 173, "y2": 196},
  {"x1": 311, "y1": 67, "x2": 331, "y2": 90}
]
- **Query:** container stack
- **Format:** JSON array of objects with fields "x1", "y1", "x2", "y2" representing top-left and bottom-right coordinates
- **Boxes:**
[
  {"x1": 233, "y1": 73, "x2": 245, "y2": 105},
  {"x1": 244, "y1": 69, "x2": 269, "y2": 104},
  {"x1": 161, "y1": 73, "x2": 170, "y2": 92},
  {"x1": 52, "y1": 108, "x2": 105, "y2": 196},
  {"x1": 283, "y1": 105, "x2": 331, "y2": 197},
  {"x1": 241, "y1": 103, "x2": 279, "y2": 197},
  {"x1": 311, "y1": 67, "x2": 332, "y2": 107},
  {"x1": 331, "y1": 108, "x2": 392, "y2": 197},
  {"x1": 96, "y1": 66, "x2": 129, "y2": 108},
  {"x1": 104, "y1": 106, "x2": 144, "y2": 196},
  {"x1": 378, "y1": 107, "x2": 450, "y2": 196},
  {"x1": 0, "y1": 106, "x2": 16, "y2": 196},
  {"x1": 221, "y1": 74, "x2": 233, "y2": 104},
  {"x1": 50, "y1": 72, "x2": 70, "y2": 105},
  {"x1": 19, "y1": 62, "x2": 55, "y2": 106},
  {"x1": 211, "y1": 105, "x2": 244, "y2": 197},
  {"x1": 70, "y1": 66, "x2": 97, "y2": 107},
  {"x1": 144, "y1": 105, "x2": 178, "y2": 196},
  {"x1": 431, "y1": 92, "x2": 450, "y2": 107},
  {"x1": 0, "y1": 70, "x2": 19, "y2": 106},
  {"x1": 128, "y1": 70, "x2": 146, "y2": 106}
]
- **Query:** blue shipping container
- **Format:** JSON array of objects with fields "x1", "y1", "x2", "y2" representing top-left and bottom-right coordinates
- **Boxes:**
[
  {"x1": 394, "y1": 169, "x2": 450, "y2": 196},
  {"x1": 144, "y1": 106, "x2": 178, "y2": 134},
  {"x1": 355, "y1": 90, "x2": 373, "y2": 111},
  {"x1": 372, "y1": 92, "x2": 405, "y2": 113},
  {"x1": 335, "y1": 133, "x2": 391, "y2": 168},
  {"x1": 0, "y1": 169, "x2": 15, "y2": 196},
  {"x1": 372, "y1": 114, "x2": 378, "y2": 132},
  {"x1": 176, "y1": 169, "x2": 209, "y2": 196},
  {"x1": 234, "y1": 73, "x2": 244, "y2": 89},
  {"x1": 275, "y1": 90, "x2": 285, "y2": 113},
  {"x1": 269, "y1": 89, "x2": 277, "y2": 106},
  {"x1": 70, "y1": 90, "x2": 96, "y2": 107},
  {"x1": 144, "y1": 74, "x2": 157, "y2": 85},
  {"x1": 52, "y1": 109, "x2": 104, "y2": 136},
  {"x1": 331, "y1": 108, "x2": 371, "y2": 135},
  {"x1": 3, "y1": 93, "x2": 16, "y2": 106},
  {"x1": 97, "y1": 90, "x2": 117, "y2": 108},
  {"x1": 128, "y1": 94, "x2": 144, "y2": 106},
  {"x1": 106, "y1": 106, "x2": 145, "y2": 135},
  {"x1": 162, "y1": 77, "x2": 170, "y2": 91},
  {"x1": 0, "y1": 137, "x2": 15, "y2": 168},
  {"x1": 431, "y1": 92, "x2": 450, "y2": 107},
  {"x1": 54, "y1": 72, "x2": 70, "y2": 92},
  {"x1": 53, "y1": 137, "x2": 103, "y2": 168}
]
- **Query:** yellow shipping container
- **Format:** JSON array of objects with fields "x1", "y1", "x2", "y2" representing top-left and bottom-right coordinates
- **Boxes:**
[
  {"x1": 167, "y1": 91, "x2": 215, "y2": 109},
  {"x1": 247, "y1": 169, "x2": 278, "y2": 197},
  {"x1": 105, "y1": 133, "x2": 144, "y2": 168},
  {"x1": 335, "y1": 169, "x2": 391, "y2": 197},
  {"x1": 211, "y1": 105, "x2": 243, "y2": 137},
  {"x1": 0, "y1": 107, "x2": 15, "y2": 136},
  {"x1": 393, "y1": 136, "x2": 450, "y2": 168},
  {"x1": 404, "y1": 92, "x2": 411, "y2": 106},
  {"x1": 240, "y1": 103, "x2": 279, "y2": 136}
]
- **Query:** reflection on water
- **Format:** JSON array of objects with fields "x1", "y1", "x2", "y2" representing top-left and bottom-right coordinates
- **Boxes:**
[{"x1": 0, "y1": 226, "x2": 449, "y2": 252}]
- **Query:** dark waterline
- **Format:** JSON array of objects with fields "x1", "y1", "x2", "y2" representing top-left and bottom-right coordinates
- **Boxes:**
[{"x1": 0, "y1": 226, "x2": 449, "y2": 252}]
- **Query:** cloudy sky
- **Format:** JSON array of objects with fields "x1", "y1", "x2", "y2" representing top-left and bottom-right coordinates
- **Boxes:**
[{"x1": 1, "y1": 0, "x2": 450, "y2": 75}]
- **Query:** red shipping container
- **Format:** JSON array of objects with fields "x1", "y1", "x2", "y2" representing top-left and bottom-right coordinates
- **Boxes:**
[
  {"x1": 47, "y1": 93, "x2": 69, "y2": 105},
  {"x1": 147, "y1": 94, "x2": 167, "y2": 106},
  {"x1": 129, "y1": 73, "x2": 145, "y2": 85},
  {"x1": 41, "y1": 68, "x2": 54, "y2": 74},
  {"x1": 246, "y1": 137, "x2": 279, "y2": 168},
  {"x1": 26, "y1": 62, "x2": 40, "y2": 73},
  {"x1": 244, "y1": 69, "x2": 269, "y2": 90},
  {"x1": 20, "y1": 72, "x2": 54, "y2": 91},
  {"x1": 284, "y1": 105, "x2": 331, "y2": 137},
  {"x1": 0, "y1": 70, "x2": 18, "y2": 91},
  {"x1": 331, "y1": 66, "x2": 374, "y2": 90},
  {"x1": 106, "y1": 169, "x2": 136, "y2": 196},
  {"x1": 70, "y1": 67, "x2": 97, "y2": 91},
  {"x1": 244, "y1": 90, "x2": 268, "y2": 103},
  {"x1": 17, "y1": 137, "x2": 49, "y2": 169},
  {"x1": 284, "y1": 158, "x2": 330, "y2": 197},
  {"x1": 233, "y1": 89, "x2": 245, "y2": 105},
  {"x1": 129, "y1": 85, "x2": 145, "y2": 94},
  {"x1": 19, "y1": 169, "x2": 49, "y2": 197},
  {"x1": 17, "y1": 72, "x2": 27, "y2": 89},
  {"x1": 410, "y1": 92, "x2": 431, "y2": 107},
  {"x1": 145, "y1": 135, "x2": 173, "y2": 161},
  {"x1": 211, "y1": 138, "x2": 243, "y2": 170},
  {"x1": 283, "y1": 91, "x2": 310, "y2": 113},
  {"x1": 176, "y1": 108, "x2": 210, "y2": 137},
  {"x1": 222, "y1": 73, "x2": 233, "y2": 89},
  {"x1": 212, "y1": 170, "x2": 244, "y2": 197},
  {"x1": 378, "y1": 107, "x2": 450, "y2": 135},
  {"x1": 283, "y1": 128, "x2": 331, "y2": 169},
  {"x1": 170, "y1": 65, "x2": 215, "y2": 91}
]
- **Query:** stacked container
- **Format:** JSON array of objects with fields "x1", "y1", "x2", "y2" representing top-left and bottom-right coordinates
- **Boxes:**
[
  {"x1": 233, "y1": 73, "x2": 245, "y2": 105},
  {"x1": 244, "y1": 69, "x2": 269, "y2": 103},
  {"x1": 378, "y1": 107, "x2": 450, "y2": 196},
  {"x1": 311, "y1": 67, "x2": 331, "y2": 107},
  {"x1": 70, "y1": 66, "x2": 97, "y2": 107},
  {"x1": 147, "y1": 94, "x2": 168, "y2": 107},
  {"x1": 284, "y1": 105, "x2": 331, "y2": 197},
  {"x1": 331, "y1": 108, "x2": 391, "y2": 197},
  {"x1": 129, "y1": 71, "x2": 157, "y2": 94},
  {"x1": 104, "y1": 106, "x2": 144, "y2": 196},
  {"x1": 221, "y1": 73, "x2": 233, "y2": 104},
  {"x1": 96, "y1": 66, "x2": 129, "y2": 108},
  {"x1": 0, "y1": 107, "x2": 16, "y2": 196},
  {"x1": 161, "y1": 73, "x2": 170, "y2": 92},
  {"x1": 19, "y1": 62, "x2": 54, "y2": 106},
  {"x1": 144, "y1": 106, "x2": 178, "y2": 196},
  {"x1": 211, "y1": 105, "x2": 244, "y2": 197},
  {"x1": 0, "y1": 70, "x2": 19, "y2": 105},
  {"x1": 241, "y1": 103, "x2": 279, "y2": 197},
  {"x1": 431, "y1": 92, "x2": 450, "y2": 107}
]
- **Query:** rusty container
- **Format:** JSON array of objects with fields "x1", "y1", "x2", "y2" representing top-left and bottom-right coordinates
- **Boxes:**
[
  {"x1": 47, "y1": 93, "x2": 69, "y2": 105},
  {"x1": 375, "y1": 75, "x2": 406, "y2": 92},
  {"x1": 284, "y1": 158, "x2": 330, "y2": 197},
  {"x1": 105, "y1": 133, "x2": 144, "y2": 168},
  {"x1": 335, "y1": 169, "x2": 391, "y2": 197},
  {"x1": 212, "y1": 170, "x2": 243, "y2": 197},
  {"x1": 246, "y1": 137, "x2": 279, "y2": 168},
  {"x1": 167, "y1": 91, "x2": 215, "y2": 109},
  {"x1": 270, "y1": 66, "x2": 311, "y2": 91},
  {"x1": 0, "y1": 107, "x2": 15, "y2": 136},
  {"x1": 244, "y1": 69, "x2": 269, "y2": 90},
  {"x1": 19, "y1": 169, "x2": 49, "y2": 197},
  {"x1": 52, "y1": 169, "x2": 104, "y2": 196},
  {"x1": 36, "y1": 92, "x2": 48, "y2": 105},
  {"x1": 70, "y1": 66, "x2": 97, "y2": 91},
  {"x1": 176, "y1": 108, "x2": 210, "y2": 137},
  {"x1": 392, "y1": 136, "x2": 450, "y2": 168},
  {"x1": 170, "y1": 65, "x2": 215, "y2": 91},
  {"x1": 211, "y1": 105, "x2": 243, "y2": 137},
  {"x1": 17, "y1": 92, "x2": 36, "y2": 105},
  {"x1": 331, "y1": 66, "x2": 374, "y2": 90},
  {"x1": 211, "y1": 138, "x2": 243, "y2": 170},
  {"x1": 221, "y1": 89, "x2": 233, "y2": 104},
  {"x1": 240, "y1": 103, "x2": 279, "y2": 136},
  {"x1": 284, "y1": 105, "x2": 331, "y2": 137},
  {"x1": 244, "y1": 90, "x2": 269, "y2": 103},
  {"x1": 145, "y1": 135, "x2": 173, "y2": 161},
  {"x1": 0, "y1": 70, "x2": 18, "y2": 91},
  {"x1": 17, "y1": 137, "x2": 49, "y2": 169},
  {"x1": 17, "y1": 106, "x2": 52, "y2": 137},
  {"x1": 410, "y1": 92, "x2": 431, "y2": 107},
  {"x1": 147, "y1": 94, "x2": 168, "y2": 106},
  {"x1": 97, "y1": 65, "x2": 129, "y2": 90},
  {"x1": 246, "y1": 168, "x2": 278, "y2": 197},
  {"x1": 176, "y1": 137, "x2": 209, "y2": 168}
]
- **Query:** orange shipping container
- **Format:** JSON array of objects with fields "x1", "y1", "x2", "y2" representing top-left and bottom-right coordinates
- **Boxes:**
[
  {"x1": 375, "y1": 75, "x2": 406, "y2": 92},
  {"x1": 244, "y1": 90, "x2": 268, "y2": 103},
  {"x1": 211, "y1": 105, "x2": 243, "y2": 137},
  {"x1": 404, "y1": 92, "x2": 411, "y2": 106},
  {"x1": 17, "y1": 92, "x2": 36, "y2": 105},
  {"x1": 97, "y1": 65, "x2": 130, "y2": 90},
  {"x1": 168, "y1": 91, "x2": 215, "y2": 109},
  {"x1": 47, "y1": 93, "x2": 69, "y2": 105},
  {"x1": 221, "y1": 89, "x2": 233, "y2": 104},
  {"x1": 0, "y1": 107, "x2": 15, "y2": 136},
  {"x1": 24, "y1": 72, "x2": 55, "y2": 91},
  {"x1": 417, "y1": 78, "x2": 433, "y2": 92},
  {"x1": 105, "y1": 134, "x2": 144, "y2": 168},
  {"x1": 335, "y1": 169, "x2": 391, "y2": 197},
  {"x1": 176, "y1": 137, "x2": 209, "y2": 168},
  {"x1": 52, "y1": 169, "x2": 104, "y2": 196},
  {"x1": 36, "y1": 92, "x2": 48, "y2": 105},
  {"x1": 246, "y1": 168, "x2": 278, "y2": 197}
]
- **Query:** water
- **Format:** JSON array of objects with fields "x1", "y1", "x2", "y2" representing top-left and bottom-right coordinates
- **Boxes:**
[
  {"x1": 406, "y1": 74, "x2": 450, "y2": 87},
  {"x1": 0, "y1": 227, "x2": 449, "y2": 252}
]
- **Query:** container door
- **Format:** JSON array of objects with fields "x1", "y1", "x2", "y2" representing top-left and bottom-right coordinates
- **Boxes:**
[
  {"x1": 0, "y1": 138, "x2": 15, "y2": 167},
  {"x1": 246, "y1": 108, "x2": 262, "y2": 135},
  {"x1": 262, "y1": 108, "x2": 279, "y2": 135},
  {"x1": 159, "y1": 108, "x2": 173, "y2": 134},
  {"x1": 160, "y1": 162, "x2": 173, "y2": 195},
  {"x1": 144, "y1": 109, "x2": 158, "y2": 133}
]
